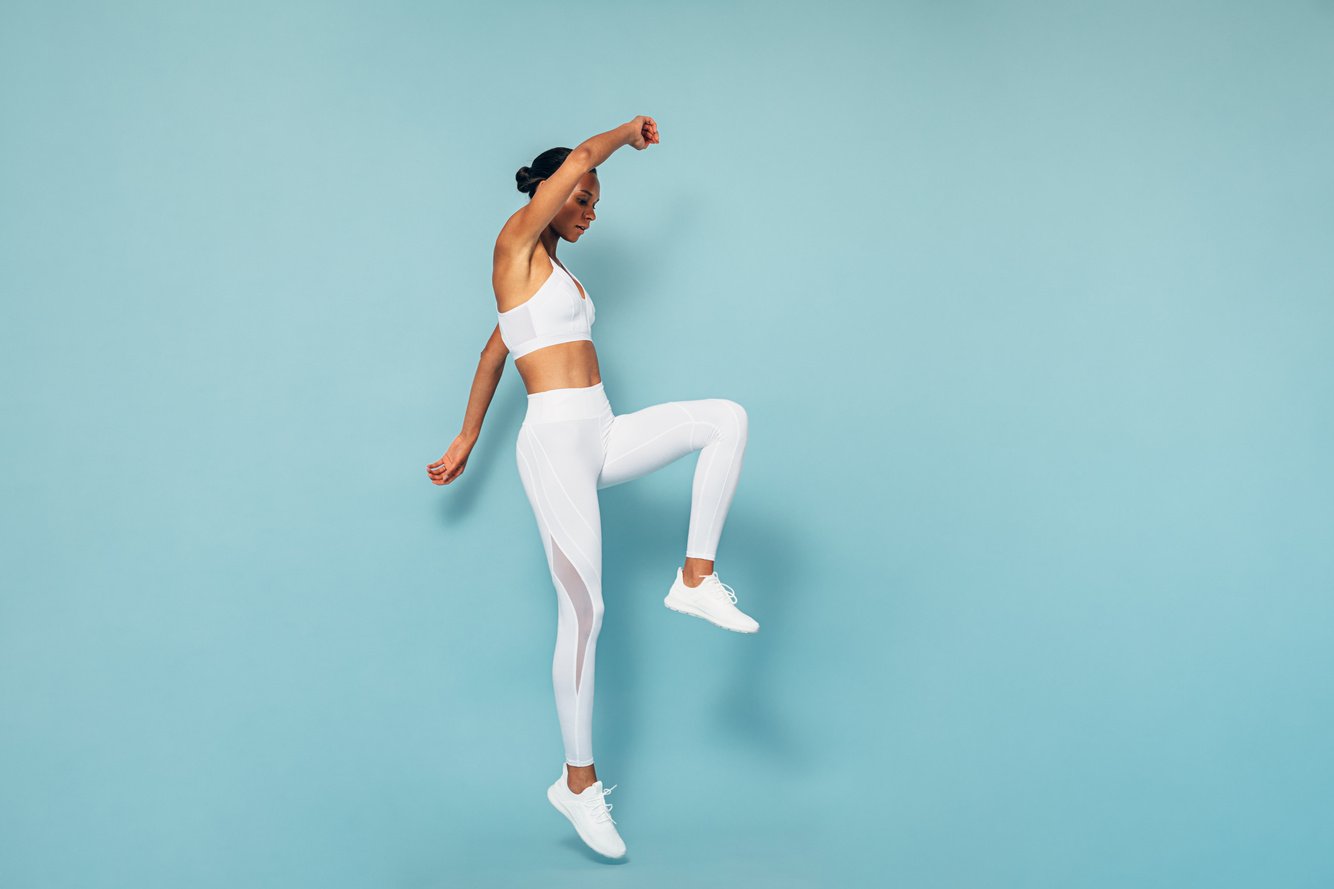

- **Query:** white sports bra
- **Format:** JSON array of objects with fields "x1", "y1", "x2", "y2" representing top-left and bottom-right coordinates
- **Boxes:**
[{"x1": 497, "y1": 252, "x2": 596, "y2": 360}]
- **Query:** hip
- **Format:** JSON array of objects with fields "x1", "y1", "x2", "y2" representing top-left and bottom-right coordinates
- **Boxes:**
[{"x1": 515, "y1": 382, "x2": 614, "y2": 483}]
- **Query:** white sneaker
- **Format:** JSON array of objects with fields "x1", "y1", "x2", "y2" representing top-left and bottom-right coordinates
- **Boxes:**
[
  {"x1": 664, "y1": 568, "x2": 760, "y2": 633},
  {"x1": 546, "y1": 763, "x2": 627, "y2": 859}
]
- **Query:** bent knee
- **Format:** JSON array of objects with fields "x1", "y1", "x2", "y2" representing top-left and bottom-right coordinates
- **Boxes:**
[{"x1": 712, "y1": 398, "x2": 748, "y2": 441}]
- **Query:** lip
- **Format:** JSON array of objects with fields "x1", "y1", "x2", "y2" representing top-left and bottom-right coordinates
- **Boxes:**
[{"x1": 575, "y1": 225, "x2": 588, "y2": 232}]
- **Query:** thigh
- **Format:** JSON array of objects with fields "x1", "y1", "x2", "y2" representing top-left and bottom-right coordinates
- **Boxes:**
[
  {"x1": 516, "y1": 419, "x2": 605, "y2": 589},
  {"x1": 597, "y1": 400, "x2": 708, "y2": 490}
]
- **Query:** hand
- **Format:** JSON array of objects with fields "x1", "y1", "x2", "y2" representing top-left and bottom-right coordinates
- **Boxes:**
[
  {"x1": 626, "y1": 115, "x2": 659, "y2": 150},
  {"x1": 427, "y1": 434, "x2": 474, "y2": 485}
]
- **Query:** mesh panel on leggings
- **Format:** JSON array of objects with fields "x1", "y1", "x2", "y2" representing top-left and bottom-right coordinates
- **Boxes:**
[{"x1": 551, "y1": 536, "x2": 594, "y2": 693}]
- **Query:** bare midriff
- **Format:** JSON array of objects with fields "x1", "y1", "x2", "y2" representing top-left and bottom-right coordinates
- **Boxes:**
[{"x1": 515, "y1": 341, "x2": 602, "y2": 395}]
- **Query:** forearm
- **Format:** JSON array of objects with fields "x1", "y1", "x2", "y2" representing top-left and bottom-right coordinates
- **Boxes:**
[
  {"x1": 459, "y1": 352, "x2": 505, "y2": 443},
  {"x1": 576, "y1": 122, "x2": 635, "y2": 168}
]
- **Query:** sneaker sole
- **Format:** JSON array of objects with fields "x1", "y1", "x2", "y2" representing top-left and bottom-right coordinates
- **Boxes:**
[
  {"x1": 546, "y1": 783, "x2": 627, "y2": 859},
  {"x1": 663, "y1": 595, "x2": 759, "y2": 633}
]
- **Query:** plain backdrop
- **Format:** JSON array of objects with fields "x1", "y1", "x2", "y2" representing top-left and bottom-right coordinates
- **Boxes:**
[{"x1": 2, "y1": 1, "x2": 1332, "y2": 887}]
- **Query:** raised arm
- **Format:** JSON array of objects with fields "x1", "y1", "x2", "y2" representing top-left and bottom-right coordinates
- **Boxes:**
[
  {"x1": 426, "y1": 325, "x2": 510, "y2": 486},
  {"x1": 501, "y1": 117, "x2": 658, "y2": 249}
]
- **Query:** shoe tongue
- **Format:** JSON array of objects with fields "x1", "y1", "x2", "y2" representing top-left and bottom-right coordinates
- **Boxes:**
[{"x1": 579, "y1": 780, "x2": 603, "y2": 797}]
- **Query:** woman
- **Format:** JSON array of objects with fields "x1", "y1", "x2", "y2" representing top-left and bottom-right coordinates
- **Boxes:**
[{"x1": 426, "y1": 116, "x2": 758, "y2": 860}]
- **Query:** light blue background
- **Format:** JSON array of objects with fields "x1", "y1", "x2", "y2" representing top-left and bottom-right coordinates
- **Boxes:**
[{"x1": 2, "y1": 1, "x2": 1331, "y2": 887}]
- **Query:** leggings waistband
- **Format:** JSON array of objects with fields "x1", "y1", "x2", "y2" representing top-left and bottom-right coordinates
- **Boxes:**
[{"x1": 523, "y1": 381, "x2": 611, "y2": 425}]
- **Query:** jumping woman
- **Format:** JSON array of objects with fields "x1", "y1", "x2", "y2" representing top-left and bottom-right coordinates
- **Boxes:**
[{"x1": 426, "y1": 115, "x2": 758, "y2": 860}]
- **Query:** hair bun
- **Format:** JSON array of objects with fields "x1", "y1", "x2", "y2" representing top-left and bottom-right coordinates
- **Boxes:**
[{"x1": 515, "y1": 166, "x2": 537, "y2": 194}]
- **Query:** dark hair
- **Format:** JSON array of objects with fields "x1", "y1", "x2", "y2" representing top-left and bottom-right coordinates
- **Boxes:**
[{"x1": 516, "y1": 147, "x2": 597, "y2": 199}]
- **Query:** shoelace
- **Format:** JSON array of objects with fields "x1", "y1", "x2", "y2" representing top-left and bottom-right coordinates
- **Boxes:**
[
  {"x1": 701, "y1": 574, "x2": 738, "y2": 605},
  {"x1": 584, "y1": 783, "x2": 617, "y2": 825}
]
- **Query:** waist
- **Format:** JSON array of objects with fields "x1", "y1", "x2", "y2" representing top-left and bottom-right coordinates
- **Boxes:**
[{"x1": 523, "y1": 381, "x2": 611, "y2": 425}]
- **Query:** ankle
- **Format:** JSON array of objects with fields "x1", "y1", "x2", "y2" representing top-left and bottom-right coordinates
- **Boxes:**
[
  {"x1": 566, "y1": 762, "x2": 596, "y2": 793},
  {"x1": 682, "y1": 559, "x2": 715, "y2": 587}
]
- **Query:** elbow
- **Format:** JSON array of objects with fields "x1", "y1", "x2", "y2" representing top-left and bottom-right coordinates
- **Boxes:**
[{"x1": 482, "y1": 325, "x2": 509, "y2": 369}]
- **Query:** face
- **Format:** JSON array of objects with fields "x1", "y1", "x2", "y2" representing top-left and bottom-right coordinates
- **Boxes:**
[{"x1": 557, "y1": 173, "x2": 599, "y2": 241}]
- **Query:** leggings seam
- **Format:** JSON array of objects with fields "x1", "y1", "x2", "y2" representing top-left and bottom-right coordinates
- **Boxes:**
[
  {"x1": 528, "y1": 426, "x2": 600, "y2": 562},
  {"x1": 673, "y1": 402, "x2": 698, "y2": 451},
  {"x1": 527, "y1": 432, "x2": 599, "y2": 590},
  {"x1": 601, "y1": 418, "x2": 698, "y2": 472}
]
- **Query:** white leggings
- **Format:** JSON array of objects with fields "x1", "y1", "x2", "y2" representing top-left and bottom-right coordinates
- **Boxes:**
[{"x1": 514, "y1": 381, "x2": 748, "y2": 767}]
